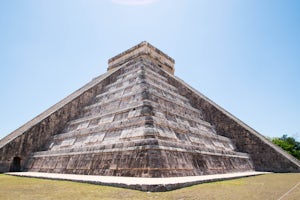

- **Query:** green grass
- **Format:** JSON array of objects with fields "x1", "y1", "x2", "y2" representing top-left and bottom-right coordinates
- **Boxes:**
[{"x1": 0, "y1": 173, "x2": 299, "y2": 200}]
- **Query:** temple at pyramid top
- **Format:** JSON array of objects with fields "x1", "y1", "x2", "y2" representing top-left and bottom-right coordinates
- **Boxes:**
[{"x1": 108, "y1": 41, "x2": 175, "y2": 74}]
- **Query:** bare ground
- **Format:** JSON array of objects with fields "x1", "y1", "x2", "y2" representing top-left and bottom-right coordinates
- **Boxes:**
[{"x1": 0, "y1": 173, "x2": 299, "y2": 200}]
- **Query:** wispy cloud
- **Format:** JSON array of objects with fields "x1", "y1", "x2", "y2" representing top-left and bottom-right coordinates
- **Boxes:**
[{"x1": 111, "y1": 0, "x2": 159, "y2": 6}]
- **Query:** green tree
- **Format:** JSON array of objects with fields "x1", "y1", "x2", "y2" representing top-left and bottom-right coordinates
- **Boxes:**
[{"x1": 272, "y1": 134, "x2": 300, "y2": 160}]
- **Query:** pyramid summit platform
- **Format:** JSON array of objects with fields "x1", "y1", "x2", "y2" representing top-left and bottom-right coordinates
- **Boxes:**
[{"x1": 1, "y1": 42, "x2": 299, "y2": 181}]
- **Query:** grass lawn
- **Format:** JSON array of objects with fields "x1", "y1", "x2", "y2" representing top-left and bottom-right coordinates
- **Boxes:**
[{"x1": 0, "y1": 173, "x2": 299, "y2": 200}]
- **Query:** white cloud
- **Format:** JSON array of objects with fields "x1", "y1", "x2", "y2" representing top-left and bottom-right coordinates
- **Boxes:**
[{"x1": 111, "y1": 0, "x2": 159, "y2": 6}]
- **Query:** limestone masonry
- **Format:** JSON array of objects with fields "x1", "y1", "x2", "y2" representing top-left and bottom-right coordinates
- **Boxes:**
[{"x1": 1, "y1": 42, "x2": 299, "y2": 177}]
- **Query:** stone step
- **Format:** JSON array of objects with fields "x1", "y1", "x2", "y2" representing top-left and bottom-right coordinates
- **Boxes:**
[
  {"x1": 33, "y1": 138, "x2": 249, "y2": 159},
  {"x1": 52, "y1": 116, "x2": 149, "y2": 142},
  {"x1": 94, "y1": 82, "x2": 141, "y2": 103},
  {"x1": 155, "y1": 138, "x2": 243, "y2": 156},
  {"x1": 144, "y1": 73, "x2": 178, "y2": 92},
  {"x1": 152, "y1": 109, "x2": 211, "y2": 134},
  {"x1": 103, "y1": 76, "x2": 139, "y2": 93},
  {"x1": 101, "y1": 71, "x2": 178, "y2": 98},
  {"x1": 116, "y1": 58, "x2": 170, "y2": 83},
  {"x1": 143, "y1": 58, "x2": 171, "y2": 75},
  {"x1": 152, "y1": 116, "x2": 232, "y2": 143},
  {"x1": 148, "y1": 90, "x2": 204, "y2": 119},
  {"x1": 146, "y1": 79, "x2": 190, "y2": 104},
  {"x1": 84, "y1": 87, "x2": 145, "y2": 115},
  {"x1": 112, "y1": 61, "x2": 145, "y2": 80},
  {"x1": 116, "y1": 64, "x2": 169, "y2": 83},
  {"x1": 63, "y1": 102, "x2": 145, "y2": 132},
  {"x1": 153, "y1": 108, "x2": 209, "y2": 131},
  {"x1": 101, "y1": 65, "x2": 145, "y2": 92},
  {"x1": 142, "y1": 66, "x2": 169, "y2": 82},
  {"x1": 113, "y1": 66, "x2": 140, "y2": 82}
]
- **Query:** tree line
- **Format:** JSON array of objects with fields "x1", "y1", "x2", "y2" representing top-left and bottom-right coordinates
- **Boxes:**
[{"x1": 271, "y1": 134, "x2": 300, "y2": 160}]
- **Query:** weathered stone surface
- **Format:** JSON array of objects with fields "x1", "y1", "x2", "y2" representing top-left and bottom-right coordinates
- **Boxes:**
[{"x1": 0, "y1": 41, "x2": 299, "y2": 177}]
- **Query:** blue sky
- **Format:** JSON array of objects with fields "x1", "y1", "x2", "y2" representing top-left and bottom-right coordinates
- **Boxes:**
[{"x1": 0, "y1": 0, "x2": 299, "y2": 140}]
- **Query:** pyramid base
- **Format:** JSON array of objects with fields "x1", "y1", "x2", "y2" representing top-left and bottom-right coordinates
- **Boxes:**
[
  {"x1": 6, "y1": 171, "x2": 269, "y2": 191},
  {"x1": 25, "y1": 148, "x2": 253, "y2": 177}
]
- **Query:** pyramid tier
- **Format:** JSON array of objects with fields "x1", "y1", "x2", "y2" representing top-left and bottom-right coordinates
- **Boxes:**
[{"x1": 27, "y1": 133, "x2": 252, "y2": 177}]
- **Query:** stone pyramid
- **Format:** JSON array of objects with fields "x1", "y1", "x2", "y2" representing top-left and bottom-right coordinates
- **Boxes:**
[{"x1": 1, "y1": 42, "x2": 299, "y2": 177}]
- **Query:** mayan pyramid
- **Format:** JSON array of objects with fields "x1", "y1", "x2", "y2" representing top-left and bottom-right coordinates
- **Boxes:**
[{"x1": 1, "y1": 42, "x2": 299, "y2": 177}]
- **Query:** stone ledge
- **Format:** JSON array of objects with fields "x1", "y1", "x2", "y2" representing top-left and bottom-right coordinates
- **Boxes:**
[
  {"x1": 6, "y1": 171, "x2": 269, "y2": 192},
  {"x1": 31, "y1": 144, "x2": 250, "y2": 158}
]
